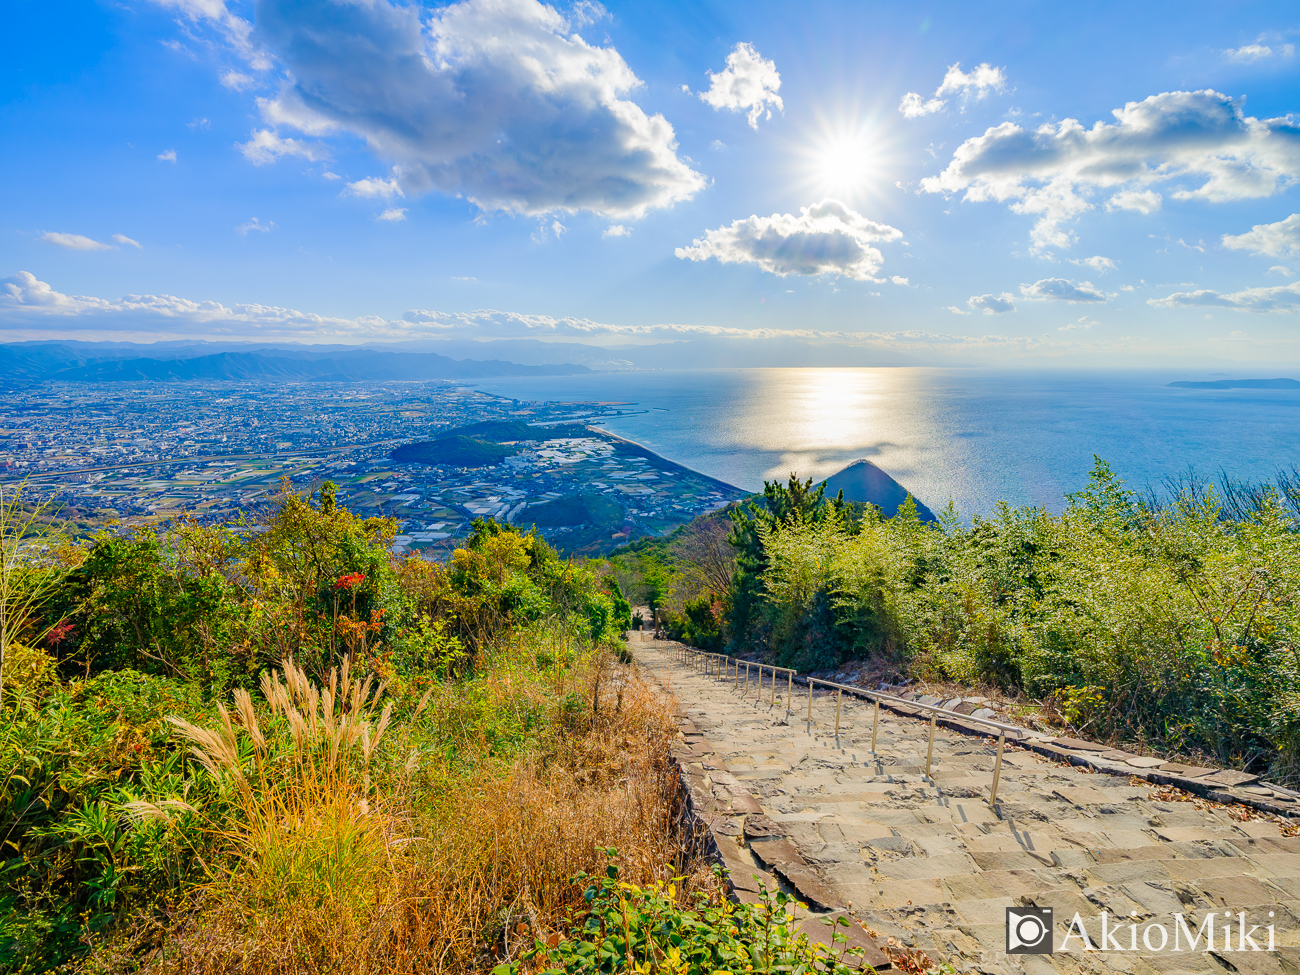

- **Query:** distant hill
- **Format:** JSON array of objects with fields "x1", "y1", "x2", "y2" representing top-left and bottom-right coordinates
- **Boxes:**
[
  {"x1": 44, "y1": 350, "x2": 590, "y2": 382},
  {"x1": 391, "y1": 436, "x2": 518, "y2": 467},
  {"x1": 523, "y1": 494, "x2": 624, "y2": 528},
  {"x1": 822, "y1": 460, "x2": 936, "y2": 521},
  {"x1": 446, "y1": 420, "x2": 542, "y2": 442},
  {"x1": 1168, "y1": 378, "x2": 1300, "y2": 390}
]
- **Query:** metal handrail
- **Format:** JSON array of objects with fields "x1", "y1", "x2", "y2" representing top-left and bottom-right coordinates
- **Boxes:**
[{"x1": 670, "y1": 644, "x2": 1019, "y2": 805}]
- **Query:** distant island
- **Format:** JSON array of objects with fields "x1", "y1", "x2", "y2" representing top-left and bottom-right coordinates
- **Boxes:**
[
  {"x1": 821, "y1": 459, "x2": 936, "y2": 521},
  {"x1": 1168, "y1": 378, "x2": 1300, "y2": 390}
]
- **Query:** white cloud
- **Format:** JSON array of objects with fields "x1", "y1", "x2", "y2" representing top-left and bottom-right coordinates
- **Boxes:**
[
  {"x1": 899, "y1": 61, "x2": 1006, "y2": 118},
  {"x1": 345, "y1": 176, "x2": 404, "y2": 199},
  {"x1": 1149, "y1": 281, "x2": 1300, "y2": 312},
  {"x1": 158, "y1": 148, "x2": 178, "y2": 162},
  {"x1": 890, "y1": 275, "x2": 909, "y2": 285},
  {"x1": 947, "y1": 305, "x2": 971, "y2": 315},
  {"x1": 220, "y1": 69, "x2": 257, "y2": 91},
  {"x1": 675, "y1": 200, "x2": 902, "y2": 281},
  {"x1": 147, "y1": 0, "x2": 271, "y2": 71},
  {"x1": 38, "y1": 232, "x2": 112, "y2": 251},
  {"x1": 899, "y1": 92, "x2": 946, "y2": 118},
  {"x1": 936, "y1": 62, "x2": 1007, "y2": 99},
  {"x1": 377, "y1": 207, "x2": 408, "y2": 222},
  {"x1": 236, "y1": 217, "x2": 274, "y2": 235},
  {"x1": 1269, "y1": 265, "x2": 1293, "y2": 276},
  {"x1": 967, "y1": 293, "x2": 1016, "y2": 314},
  {"x1": 1059, "y1": 316, "x2": 1097, "y2": 331},
  {"x1": 603, "y1": 224, "x2": 630, "y2": 237},
  {"x1": 1222, "y1": 213, "x2": 1300, "y2": 257},
  {"x1": 322, "y1": 171, "x2": 342, "y2": 181},
  {"x1": 699, "y1": 42, "x2": 783, "y2": 129},
  {"x1": 569, "y1": 0, "x2": 607, "y2": 27},
  {"x1": 4, "y1": 270, "x2": 1276, "y2": 362},
  {"x1": 1020, "y1": 278, "x2": 1111, "y2": 302},
  {"x1": 237, "y1": 129, "x2": 324, "y2": 165},
  {"x1": 921, "y1": 90, "x2": 1300, "y2": 250},
  {"x1": 1225, "y1": 42, "x2": 1294, "y2": 62},
  {"x1": 1105, "y1": 189, "x2": 1162, "y2": 214},
  {"x1": 1070, "y1": 255, "x2": 1117, "y2": 273},
  {"x1": 112, "y1": 234, "x2": 143, "y2": 249},
  {"x1": 228, "y1": 0, "x2": 703, "y2": 218}
]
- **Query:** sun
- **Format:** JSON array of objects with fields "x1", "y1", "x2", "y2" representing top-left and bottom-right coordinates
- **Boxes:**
[
  {"x1": 791, "y1": 111, "x2": 898, "y2": 204},
  {"x1": 815, "y1": 132, "x2": 877, "y2": 197}
]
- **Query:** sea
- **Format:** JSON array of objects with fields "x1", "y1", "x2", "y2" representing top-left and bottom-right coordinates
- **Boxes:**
[{"x1": 468, "y1": 368, "x2": 1300, "y2": 517}]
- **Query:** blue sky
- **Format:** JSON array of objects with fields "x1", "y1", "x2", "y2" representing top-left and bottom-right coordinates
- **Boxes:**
[{"x1": 2, "y1": 0, "x2": 1300, "y2": 366}]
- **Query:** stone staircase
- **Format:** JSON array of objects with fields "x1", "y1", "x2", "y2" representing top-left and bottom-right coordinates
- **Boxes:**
[{"x1": 634, "y1": 636, "x2": 1300, "y2": 974}]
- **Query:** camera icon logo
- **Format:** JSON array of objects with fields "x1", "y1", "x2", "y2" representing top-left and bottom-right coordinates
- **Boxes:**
[{"x1": 1006, "y1": 906, "x2": 1053, "y2": 954}]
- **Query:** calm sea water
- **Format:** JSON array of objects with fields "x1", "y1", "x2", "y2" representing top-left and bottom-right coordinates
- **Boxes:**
[{"x1": 468, "y1": 369, "x2": 1300, "y2": 516}]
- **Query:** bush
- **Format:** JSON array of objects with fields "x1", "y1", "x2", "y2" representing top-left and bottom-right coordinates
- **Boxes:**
[{"x1": 506, "y1": 853, "x2": 870, "y2": 975}]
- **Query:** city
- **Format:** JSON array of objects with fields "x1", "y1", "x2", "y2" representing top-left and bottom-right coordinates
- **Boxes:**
[{"x1": 0, "y1": 380, "x2": 744, "y2": 554}]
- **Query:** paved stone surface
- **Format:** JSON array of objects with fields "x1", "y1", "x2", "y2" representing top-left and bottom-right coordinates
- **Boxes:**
[{"x1": 634, "y1": 635, "x2": 1300, "y2": 974}]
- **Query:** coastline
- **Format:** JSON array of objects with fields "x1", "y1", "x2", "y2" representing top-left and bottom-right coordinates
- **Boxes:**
[{"x1": 585, "y1": 425, "x2": 747, "y2": 496}]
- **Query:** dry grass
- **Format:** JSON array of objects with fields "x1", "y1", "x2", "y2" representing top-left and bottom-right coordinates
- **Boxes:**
[{"x1": 101, "y1": 639, "x2": 692, "y2": 975}]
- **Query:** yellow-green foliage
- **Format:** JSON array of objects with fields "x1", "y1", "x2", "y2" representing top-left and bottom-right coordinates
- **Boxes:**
[
  {"x1": 754, "y1": 460, "x2": 1300, "y2": 777},
  {"x1": 0, "y1": 483, "x2": 637, "y2": 972}
]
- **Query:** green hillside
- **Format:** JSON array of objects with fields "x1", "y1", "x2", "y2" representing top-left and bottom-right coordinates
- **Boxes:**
[{"x1": 390, "y1": 434, "x2": 518, "y2": 467}]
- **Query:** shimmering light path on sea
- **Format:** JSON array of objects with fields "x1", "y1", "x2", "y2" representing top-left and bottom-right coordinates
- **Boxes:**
[{"x1": 471, "y1": 368, "x2": 1300, "y2": 517}]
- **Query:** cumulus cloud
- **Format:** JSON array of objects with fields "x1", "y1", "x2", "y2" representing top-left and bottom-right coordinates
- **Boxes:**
[
  {"x1": 899, "y1": 93, "x2": 947, "y2": 119},
  {"x1": 921, "y1": 89, "x2": 1300, "y2": 250},
  {"x1": 237, "y1": 129, "x2": 323, "y2": 165},
  {"x1": 699, "y1": 42, "x2": 783, "y2": 129},
  {"x1": 1149, "y1": 280, "x2": 1300, "y2": 312},
  {"x1": 967, "y1": 292, "x2": 1016, "y2": 314},
  {"x1": 899, "y1": 61, "x2": 1006, "y2": 118},
  {"x1": 1225, "y1": 42, "x2": 1294, "y2": 62},
  {"x1": 1070, "y1": 255, "x2": 1117, "y2": 272},
  {"x1": 345, "y1": 176, "x2": 404, "y2": 199},
  {"x1": 200, "y1": 0, "x2": 704, "y2": 219},
  {"x1": 1020, "y1": 278, "x2": 1111, "y2": 302},
  {"x1": 220, "y1": 69, "x2": 257, "y2": 91},
  {"x1": 157, "y1": 149, "x2": 178, "y2": 162},
  {"x1": 602, "y1": 224, "x2": 630, "y2": 237},
  {"x1": 112, "y1": 234, "x2": 143, "y2": 249},
  {"x1": 1222, "y1": 213, "x2": 1300, "y2": 257},
  {"x1": 1105, "y1": 189, "x2": 1162, "y2": 214},
  {"x1": 377, "y1": 207, "x2": 407, "y2": 222},
  {"x1": 675, "y1": 200, "x2": 902, "y2": 280},
  {"x1": 39, "y1": 232, "x2": 112, "y2": 251}
]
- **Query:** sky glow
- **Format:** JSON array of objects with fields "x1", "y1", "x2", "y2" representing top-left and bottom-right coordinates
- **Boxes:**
[{"x1": 2, "y1": 0, "x2": 1299, "y2": 366}]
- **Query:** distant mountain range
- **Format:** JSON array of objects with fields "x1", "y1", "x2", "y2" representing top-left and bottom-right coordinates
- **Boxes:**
[
  {"x1": 822, "y1": 460, "x2": 936, "y2": 521},
  {"x1": 1168, "y1": 378, "x2": 1300, "y2": 390},
  {"x1": 0, "y1": 343, "x2": 589, "y2": 382}
]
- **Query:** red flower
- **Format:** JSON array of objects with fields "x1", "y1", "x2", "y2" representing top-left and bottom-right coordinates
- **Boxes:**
[
  {"x1": 47, "y1": 621, "x2": 75, "y2": 646},
  {"x1": 334, "y1": 572, "x2": 366, "y2": 590}
]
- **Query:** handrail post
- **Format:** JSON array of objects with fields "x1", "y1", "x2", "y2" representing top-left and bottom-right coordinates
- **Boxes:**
[
  {"x1": 990, "y1": 734, "x2": 1006, "y2": 806},
  {"x1": 770, "y1": 668, "x2": 776, "y2": 708},
  {"x1": 834, "y1": 688, "x2": 842, "y2": 739},
  {"x1": 786, "y1": 672, "x2": 792, "y2": 718},
  {"x1": 871, "y1": 699, "x2": 880, "y2": 754},
  {"x1": 807, "y1": 679, "x2": 813, "y2": 724},
  {"x1": 744, "y1": 662, "x2": 749, "y2": 695},
  {"x1": 925, "y1": 714, "x2": 937, "y2": 778}
]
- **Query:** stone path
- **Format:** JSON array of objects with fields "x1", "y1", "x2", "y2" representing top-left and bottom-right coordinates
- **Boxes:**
[{"x1": 634, "y1": 636, "x2": 1300, "y2": 974}]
